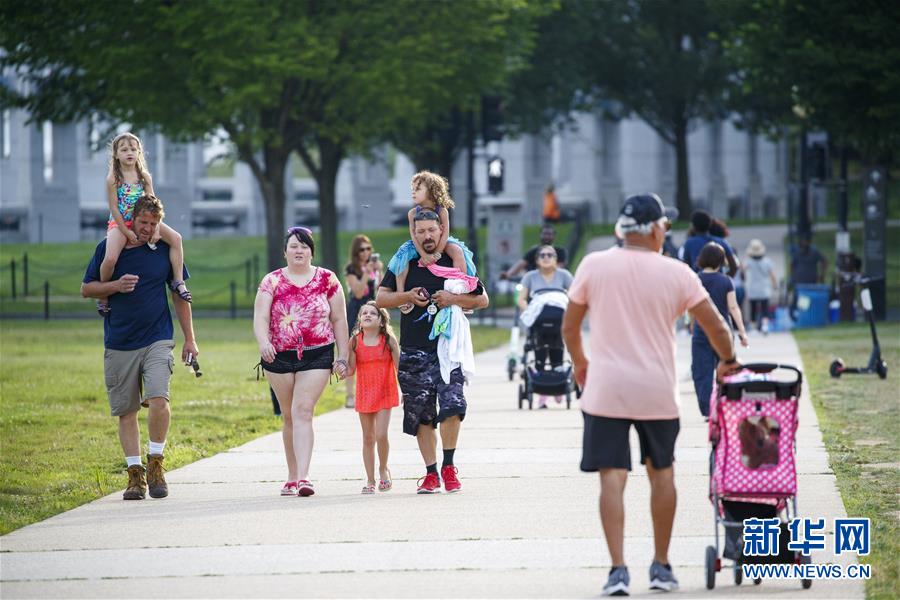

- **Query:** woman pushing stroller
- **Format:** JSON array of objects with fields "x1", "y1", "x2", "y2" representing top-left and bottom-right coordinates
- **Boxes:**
[{"x1": 517, "y1": 245, "x2": 573, "y2": 408}]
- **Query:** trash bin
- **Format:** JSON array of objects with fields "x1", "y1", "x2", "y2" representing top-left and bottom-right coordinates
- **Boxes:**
[{"x1": 794, "y1": 284, "x2": 830, "y2": 328}]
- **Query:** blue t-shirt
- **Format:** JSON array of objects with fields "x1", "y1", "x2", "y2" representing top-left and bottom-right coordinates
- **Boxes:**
[
  {"x1": 82, "y1": 241, "x2": 189, "y2": 351},
  {"x1": 695, "y1": 271, "x2": 734, "y2": 340},
  {"x1": 680, "y1": 234, "x2": 734, "y2": 272}
]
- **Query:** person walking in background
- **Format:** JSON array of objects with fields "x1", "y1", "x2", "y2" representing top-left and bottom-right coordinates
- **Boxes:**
[
  {"x1": 542, "y1": 183, "x2": 560, "y2": 223},
  {"x1": 377, "y1": 209, "x2": 489, "y2": 494},
  {"x1": 562, "y1": 194, "x2": 741, "y2": 596},
  {"x1": 97, "y1": 132, "x2": 191, "y2": 316},
  {"x1": 500, "y1": 224, "x2": 568, "y2": 279},
  {"x1": 679, "y1": 210, "x2": 738, "y2": 277},
  {"x1": 387, "y1": 171, "x2": 476, "y2": 313},
  {"x1": 347, "y1": 301, "x2": 400, "y2": 494},
  {"x1": 253, "y1": 226, "x2": 350, "y2": 498},
  {"x1": 81, "y1": 194, "x2": 197, "y2": 501},
  {"x1": 344, "y1": 234, "x2": 383, "y2": 408},
  {"x1": 709, "y1": 218, "x2": 745, "y2": 316},
  {"x1": 743, "y1": 239, "x2": 778, "y2": 335},
  {"x1": 691, "y1": 243, "x2": 749, "y2": 418},
  {"x1": 517, "y1": 244, "x2": 573, "y2": 408},
  {"x1": 789, "y1": 233, "x2": 827, "y2": 320}
]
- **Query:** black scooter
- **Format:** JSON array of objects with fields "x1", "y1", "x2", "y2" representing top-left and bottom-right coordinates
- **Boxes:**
[{"x1": 829, "y1": 276, "x2": 888, "y2": 380}]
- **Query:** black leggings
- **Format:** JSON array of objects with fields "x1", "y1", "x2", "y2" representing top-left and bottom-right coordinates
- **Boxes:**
[
  {"x1": 535, "y1": 347, "x2": 564, "y2": 371},
  {"x1": 749, "y1": 299, "x2": 769, "y2": 330}
]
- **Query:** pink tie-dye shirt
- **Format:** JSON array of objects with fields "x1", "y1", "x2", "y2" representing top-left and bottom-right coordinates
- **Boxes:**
[{"x1": 258, "y1": 267, "x2": 340, "y2": 353}]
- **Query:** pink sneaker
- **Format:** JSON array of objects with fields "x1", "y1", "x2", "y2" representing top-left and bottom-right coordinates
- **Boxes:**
[
  {"x1": 280, "y1": 481, "x2": 298, "y2": 496},
  {"x1": 416, "y1": 472, "x2": 441, "y2": 494},
  {"x1": 441, "y1": 465, "x2": 461, "y2": 493}
]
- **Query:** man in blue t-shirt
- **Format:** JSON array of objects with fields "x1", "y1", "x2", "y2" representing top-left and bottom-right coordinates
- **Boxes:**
[
  {"x1": 679, "y1": 210, "x2": 738, "y2": 277},
  {"x1": 81, "y1": 195, "x2": 197, "y2": 501}
]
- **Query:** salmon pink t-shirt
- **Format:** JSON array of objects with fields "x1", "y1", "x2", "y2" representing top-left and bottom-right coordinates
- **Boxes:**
[
  {"x1": 568, "y1": 247, "x2": 709, "y2": 420},
  {"x1": 258, "y1": 267, "x2": 340, "y2": 353}
]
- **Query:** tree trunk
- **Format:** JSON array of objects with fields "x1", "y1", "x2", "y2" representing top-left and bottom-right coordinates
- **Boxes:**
[
  {"x1": 312, "y1": 137, "x2": 345, "y2": 273},
  {"x1": 673, "y1": 118, "x2": 692, "y2": 220},
  {"x1": 234, "y1": 144, "x2": 291, "y2": 273}
]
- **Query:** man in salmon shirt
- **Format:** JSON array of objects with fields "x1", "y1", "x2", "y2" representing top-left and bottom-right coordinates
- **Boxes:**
[{"x1": 562, "y1": 194, "x2": 742, "y2": 597}]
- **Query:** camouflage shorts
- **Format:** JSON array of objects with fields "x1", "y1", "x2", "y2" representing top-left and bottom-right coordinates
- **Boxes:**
[{"x1": 398, "y1": 348, "x2": 466, "y2": 436}]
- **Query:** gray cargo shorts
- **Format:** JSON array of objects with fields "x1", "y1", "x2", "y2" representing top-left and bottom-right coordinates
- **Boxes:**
[{"x1": 103, "y1": 339, "x2": 176, "y2": 416}]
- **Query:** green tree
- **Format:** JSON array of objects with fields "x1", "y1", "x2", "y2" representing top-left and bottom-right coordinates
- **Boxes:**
[
  {"x1": 1, "y1": 0, "x2": 535, "y2": 271},
  {"x1": 725, "y1": 0, "x2": 900, "y2": 160},
  {"x1": 505, "y1": 0, "x2": 737, "y2": 219}
]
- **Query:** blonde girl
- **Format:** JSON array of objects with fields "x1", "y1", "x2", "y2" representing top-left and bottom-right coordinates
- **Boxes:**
[
  {"x1": 97, "y1": 132, "x2": 191, "y2": 315},
  {"x1": 386, "y1": 171, "x2": 476, "y2": 312},
  {"x1": 346, "y1": 301, "x2": 400, "y2": 494}
]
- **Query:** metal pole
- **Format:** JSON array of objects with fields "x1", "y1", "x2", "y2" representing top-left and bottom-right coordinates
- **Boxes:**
[
  {"x1": 10, "y1": 259, "x2": 16, "y2": 299},
  {"x1": 22, "y1": 253, "x2": 28, "y2": 296},
  {"x1": 466, "y1": 111, "x2": 479, "y2": 264},
  {"x1": 230, "y1": 280, "x2": 237, "y2": 319},
  {"x1": 838, "y1": 146, "x2": 848, "y2": 232},
  {"x1": 797, "y1": 129, "x2": 811, "y2": 237},
  {"x1": 43, "y1": 280, "x2": 49, "y2": 320}
]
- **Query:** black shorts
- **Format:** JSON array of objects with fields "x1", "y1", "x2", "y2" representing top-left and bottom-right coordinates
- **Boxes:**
[
  {"x1": 260, "y1": 344, "x2": 335, "y2": 374},
  {"x1": 580, "y1": 413, "x2": 680, "y2": 471},
  {"x1": 398, "y1": 348, "x2": 466, "y2": 436}
]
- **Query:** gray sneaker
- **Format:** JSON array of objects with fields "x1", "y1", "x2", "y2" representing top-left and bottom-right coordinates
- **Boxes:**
[
  {"x1": 648, "y1": 560, "x2": 679, "y2": 591},
  {"x1": 602, "y1": 566, "x2": 630, "y2": 596}
]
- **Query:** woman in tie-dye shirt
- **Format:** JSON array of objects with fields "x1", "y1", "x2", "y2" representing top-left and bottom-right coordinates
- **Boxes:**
[{"x1": 253, "y1": 227, "x2": 350, "y2": 498}]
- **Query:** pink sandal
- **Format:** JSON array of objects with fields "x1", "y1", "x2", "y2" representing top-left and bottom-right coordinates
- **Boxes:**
[
  {"x1": 378, "y1": 469, "x2": 392, "y2": 492},
  {"x1": 296, "y1": 479, "x2": 315, "y2": 497},
  {"x1": 361, "y1": 484, "x2": 376, "y2": 494},
  {"x1": 280, "y1": 481, "x2": 298, "y2": 496}
]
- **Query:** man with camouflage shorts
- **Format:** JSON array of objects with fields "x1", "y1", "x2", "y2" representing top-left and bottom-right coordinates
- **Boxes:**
[
  {"x1": 81, "y1": 195, "x2": 198, "y2": 501},
  {"x1": 377, "y1": 209, "x2": 489, "y2": 493}
]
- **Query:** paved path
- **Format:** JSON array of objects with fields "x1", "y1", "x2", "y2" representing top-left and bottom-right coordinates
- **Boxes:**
[{"x1": 1, "y1": 334, "x2": 861, "y2": 598}]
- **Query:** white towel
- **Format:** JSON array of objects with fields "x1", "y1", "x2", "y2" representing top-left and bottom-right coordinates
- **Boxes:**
[
  {"x1": 437, "y1": 279, "x2": 476, "y2": 384},
  {"x1": 519, "y1": 291, "x2": 569, "y2": 328}
]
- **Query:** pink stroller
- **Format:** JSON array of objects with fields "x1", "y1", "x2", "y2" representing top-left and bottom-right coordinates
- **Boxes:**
[{"x1": 705, "y1": 363, "x2": 812, "y2": 590}]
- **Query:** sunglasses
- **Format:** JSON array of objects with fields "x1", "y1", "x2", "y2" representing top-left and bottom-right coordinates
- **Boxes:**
[
  {"x1": 538, "y1": 252, "x2": 557, "y2": 259},
  {"x1": 359, "y1": 246, "x2": 373, "y2": 252},
  {"x1": 287, "y1": 226, "x2": 312, "y2": 235}
]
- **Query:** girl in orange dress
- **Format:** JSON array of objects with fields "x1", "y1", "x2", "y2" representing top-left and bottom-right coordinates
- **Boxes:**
[{"x1": 347, "y1": 301, "x2": 400, "y2": 494}]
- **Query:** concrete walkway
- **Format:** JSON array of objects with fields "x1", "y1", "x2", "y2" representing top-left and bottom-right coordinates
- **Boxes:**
[{"x1": 2, "y1": 334, "x2": 861, "y2": 598}]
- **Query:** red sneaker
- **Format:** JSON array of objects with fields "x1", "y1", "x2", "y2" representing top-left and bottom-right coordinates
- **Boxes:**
[
  {"x1": 441, "y1": 465, "x2": 461, "y2": 493},
  {"x1": 416, "y1": 472, "x2": 441, "y2": 494}
]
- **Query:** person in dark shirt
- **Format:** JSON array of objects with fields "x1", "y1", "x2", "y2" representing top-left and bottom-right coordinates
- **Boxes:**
[
  {"x1": 377, "y1": 209, "x2": 488, "y2": 494},
  {"x1": 680, "y1": 210, "x2": 738, "y2": 276},
  {"x1": 500, "y1": 224, "x2": 568, "y2": 278},
  {"x1": 690, "y1": 243, "x2": 749, "y2": 417},
  {"x1": 81, "y1": 195, "x2": 197, "y2": 501},
  {"x1": 789, "y1": 233, "x2": 827, "y2": 319}
]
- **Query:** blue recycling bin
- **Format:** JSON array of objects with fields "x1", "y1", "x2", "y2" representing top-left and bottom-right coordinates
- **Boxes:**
[{"x1": 794, "y1": 284, "x2": 830, "y2": 328}]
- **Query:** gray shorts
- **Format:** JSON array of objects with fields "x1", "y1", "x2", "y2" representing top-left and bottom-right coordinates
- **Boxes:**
[{"x1": 103, "y1": 339, "x2": 175, "y2": 416}]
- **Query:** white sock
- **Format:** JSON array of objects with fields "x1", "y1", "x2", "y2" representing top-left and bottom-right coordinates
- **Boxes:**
[
  {"x1": 125, "y1": 456, "x2": 143, "y2": 468},
  {"x1": 148, "y1": 441, "x2": 166, "y2": 456}
]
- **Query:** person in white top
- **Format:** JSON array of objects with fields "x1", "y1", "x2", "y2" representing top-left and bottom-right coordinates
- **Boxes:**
[{"x1": 563, "y1": 194, "x2": 742, "y2": 596}]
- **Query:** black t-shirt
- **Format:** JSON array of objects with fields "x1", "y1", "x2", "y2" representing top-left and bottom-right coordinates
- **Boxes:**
[
  {"x1": 380, "y1": 254, "x2": 485, "y2": 350},
  {"x1": 523, "y1": 244, "x2": 568, "y2": 271},
  {"x1": 344, "y1": 264, "x2": 375, "y2": 304}
]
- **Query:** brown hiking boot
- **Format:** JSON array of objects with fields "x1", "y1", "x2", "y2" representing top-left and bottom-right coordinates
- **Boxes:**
[
  {"x1": 147, "y1": 453, "x2": 168, "y2": 498},
  {"x1": 123, "y1": 465, "x2": 147, "y2": 500}
]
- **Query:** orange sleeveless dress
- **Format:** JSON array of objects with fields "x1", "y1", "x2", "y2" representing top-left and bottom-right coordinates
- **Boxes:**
[{"x1": 354, "y1": 333, "x2": 400, "y2": 414}]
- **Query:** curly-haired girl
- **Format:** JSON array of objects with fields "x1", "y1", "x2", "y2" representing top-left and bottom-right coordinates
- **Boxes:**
[{"x1": 386, "y1": 171, "x2": 476, "y2": 312}]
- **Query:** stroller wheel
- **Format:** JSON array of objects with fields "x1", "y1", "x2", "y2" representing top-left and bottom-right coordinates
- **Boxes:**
[
  {"x1": 753, "y1": 578, "x2": 762, "y2": 585},
  {"x1": 705, "y1": 545, "x2": 716, "y2": 590},
  {"x1": 733, "y1": 561, "x2": 742, "y2": 585},
  {"x1": 518, "y1": 384, "x2": 524, "y2": 409},
  {"x1": 829, "y1": 359, "x2": 843, "y2": 378},
  {"x1": 876, "y1": 360, "x2": 888, "y2": 380},
  {"x1": 565, "y1": 392, "x2": 572, "y2": 409}
]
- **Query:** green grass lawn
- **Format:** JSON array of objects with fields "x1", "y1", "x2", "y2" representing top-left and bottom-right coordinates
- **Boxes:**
[
  {"x1": 794, "y1": 322, "x2": 900, "y2": 599},
  {"x1": 0, "y1": 319, "x2": 507, "y2": 534}
]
